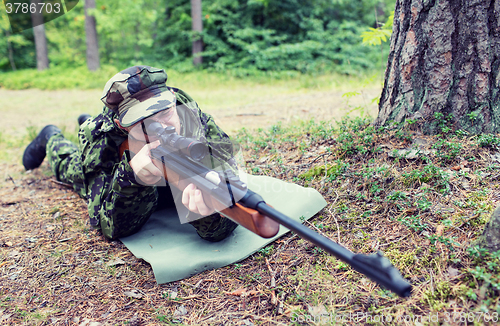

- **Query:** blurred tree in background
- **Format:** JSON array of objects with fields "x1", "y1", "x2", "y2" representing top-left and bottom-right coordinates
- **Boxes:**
[
  {"x1": 191, "y1": 0, "x2": 204, "y2": 66},
  {"x1": 31, "y1": 0, "x2": 50, "y2": 70},
  {"x1": 84, "y1": 0, "x2": 100, "y2": 71},
  {"x1": 0, "y1": 0, "x2": 395, "y2": 75}
]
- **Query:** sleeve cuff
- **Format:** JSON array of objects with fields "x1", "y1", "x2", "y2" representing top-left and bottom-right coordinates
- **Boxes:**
[{"x1": 113, "y1": 151, "x2": 149, "y2": 190}]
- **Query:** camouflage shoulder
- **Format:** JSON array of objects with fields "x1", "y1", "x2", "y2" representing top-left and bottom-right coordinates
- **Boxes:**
[{"x1": 79, "y1": 107, "x2": 117, "y2": 142}]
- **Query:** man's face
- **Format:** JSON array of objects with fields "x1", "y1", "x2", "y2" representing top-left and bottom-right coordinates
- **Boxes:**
[{"x1": 127, "y1": 105, "x2": 181, "y2": 142}]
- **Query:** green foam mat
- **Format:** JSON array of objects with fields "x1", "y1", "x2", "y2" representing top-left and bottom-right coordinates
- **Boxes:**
[{"x1": 120, "y1": 174, "x2": 327, "y2": 284}]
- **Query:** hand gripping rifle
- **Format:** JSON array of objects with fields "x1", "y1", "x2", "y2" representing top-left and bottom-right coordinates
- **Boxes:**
[{"x1": 129, "y1": 121, "x2": 412, "y2": 297}]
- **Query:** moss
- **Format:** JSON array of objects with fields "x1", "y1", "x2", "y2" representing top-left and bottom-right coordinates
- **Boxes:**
[
  {"x1": 299, "y1": 163, "x2": 338, "y2": 180},
  {"x1": 385, "y1": 248, "x2": 416, "y2": 269},
  {"x1": 422, "y1": 281, "x2": 452, "y2": 309}
]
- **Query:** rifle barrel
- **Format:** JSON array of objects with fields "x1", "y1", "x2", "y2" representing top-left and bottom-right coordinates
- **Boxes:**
[{"x1": 242, "y1": 191, "x2": 412, "y2": 298}]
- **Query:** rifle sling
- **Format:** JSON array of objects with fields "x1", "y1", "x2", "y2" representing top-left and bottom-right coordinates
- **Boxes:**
[{"x1": 119, "y1": 138, "x2": 129, "y2": 158}]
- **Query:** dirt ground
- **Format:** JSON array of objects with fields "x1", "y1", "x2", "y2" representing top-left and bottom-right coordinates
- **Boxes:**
[{"x1": 0, "y1": 87, "x2": 381, "y2": 136}]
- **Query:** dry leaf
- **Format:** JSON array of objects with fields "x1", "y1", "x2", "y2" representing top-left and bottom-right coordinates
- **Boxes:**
[
  {"x1": 284, "y1": 305, "x2": 303, "y2": 316},
  {"x1": 308, "y1": 304, "x2": 328, "y2": 316},
  {"x1": 226, "y1": 287, "x2": 246, "y2": 296},
  {"x1": 124, "y1": 290, "x2": 143, "y2": 299},
  {"x1": 164, "y1": 290, "x2": 177, "y2": 300},
  {"x1": 8, "y1": 250, "x2": 20, "y2": 258},
  {"x1": 420, "y1": 182, "x2": 431, "y2": 189},
  {"x1": 0, "y1": 312, "x2": 12, "y2": 322},
  {"x1": 106, "y1": 258, "x2": 125, "y2": 267},
  {"x1": 448, "y1": 266, "x2": 459, "y2": 277},
  {"x1": 173, "y1": 305, "x2": 188, "y2": 317},
  {"x1": 79, "y1": 319, "x2": 102, "y2": 326},
  {"x1": 436, "y1": 225, "x2": 444, "y2": 236},
  {"x1": 490, "y1": 153, "x2": 500, "y2": 162}
]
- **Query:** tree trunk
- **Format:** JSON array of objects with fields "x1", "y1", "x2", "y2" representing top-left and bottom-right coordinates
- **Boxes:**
[
  {"x1": 5, "y1": 29, "x2": 17, "y2": 71},
  {"x1": 475, "y1": 206, "x2": 500, "y2": 251},
  {"x1": 191, "y1": 0, "x2": 203, "y2": 66},
  {"x1": 85, "y1": 0, "x2": 100, "y2": 71},
  {"x1": 30, "y1": 0, "x2": 49, "y2": 70},
  {"x1": 375, "y1": 0, "x2": 500, "y2": 135}
]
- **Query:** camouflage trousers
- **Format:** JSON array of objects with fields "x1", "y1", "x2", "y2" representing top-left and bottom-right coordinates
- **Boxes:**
[
  {"x1": 45, "y1": 134, "x2": 237, "y2": 241},
  {"x1": 46, "y1": 134, "x2": 86, "y2": 198}
]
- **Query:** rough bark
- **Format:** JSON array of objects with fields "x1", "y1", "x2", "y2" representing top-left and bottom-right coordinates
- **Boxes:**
[
  {"x1": 375, "y1": 0, "x2": 500, "y2": 134},
  {"x1": 30, "y1": 0, "x2": 49, "y2": 70},
  {"x1": 84, "y1": 0, "x2": 100, "y2": 71},
  {"x1": 475, "y1": 206, "x2": 500, "y2": 251},
  {"x1": 191, "y1": 0, "x2": 203, "y2": 66}
]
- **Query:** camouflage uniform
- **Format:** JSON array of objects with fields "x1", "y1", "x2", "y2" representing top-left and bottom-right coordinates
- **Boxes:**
[{"x1": 47, "y1": 78, "x2": 237, "y2": 240}]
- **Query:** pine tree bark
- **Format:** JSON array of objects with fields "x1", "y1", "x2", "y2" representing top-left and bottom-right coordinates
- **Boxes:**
[
  {"x1": 30, "y1": 0, "x2": 49, "y2": 70},
  {"x1": 85, "y1": 0, "x2": 100, "y2": 71},
  {"x1": 375, "y1": 0, "x2": 500, "y2": 134},
  {"x1": 191, "y1": 0, "x2": 203, "y2": 66},
  {"x1": 475, "y1": 206, "x2": 500, "y2": 251}
]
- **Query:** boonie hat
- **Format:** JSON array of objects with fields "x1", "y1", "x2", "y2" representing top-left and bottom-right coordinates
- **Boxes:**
[{"x1": 101, "y1": 66, "x2": 176, "y2": 127}]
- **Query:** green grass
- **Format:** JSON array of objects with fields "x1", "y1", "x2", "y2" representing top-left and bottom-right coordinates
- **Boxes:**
[
  {"x1": 0, "y1": 65, "x2": 381, "y2": 91},
  {"x1": 0, "y1": 65, "x2": 119, "y2": 90}
]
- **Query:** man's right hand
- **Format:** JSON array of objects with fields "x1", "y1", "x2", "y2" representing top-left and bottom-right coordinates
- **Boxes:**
[{"x1": 129, "y1": 140, "x2": 163, "y2": 185}]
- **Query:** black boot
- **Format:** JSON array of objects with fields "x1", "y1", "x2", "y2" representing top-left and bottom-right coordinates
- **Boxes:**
[
  {"x1": 78, "y1": 114, "x2": 92, "y2": 126},
  {"x1": 22, "y1": 125, "x2": 62, "y2": 170}
]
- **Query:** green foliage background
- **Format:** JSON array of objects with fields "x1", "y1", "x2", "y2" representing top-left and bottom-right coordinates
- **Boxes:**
[{"x1": 0, "y1": 0, "x2": 395, "y2": 76}]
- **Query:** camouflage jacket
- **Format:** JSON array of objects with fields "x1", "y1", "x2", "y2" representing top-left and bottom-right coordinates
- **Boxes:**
[{"x1": 78, "y1": 87, "x2": 234, "y2": 239}]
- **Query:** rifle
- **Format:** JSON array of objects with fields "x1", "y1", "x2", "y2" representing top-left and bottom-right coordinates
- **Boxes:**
[{"x1": 123, "y1": 121, "x2": 412, "y2": 298}]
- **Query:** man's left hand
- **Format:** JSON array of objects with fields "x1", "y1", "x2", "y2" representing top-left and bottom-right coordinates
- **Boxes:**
[{"x1": 181, "y1": 183, "x2": 216, "y2": 216}]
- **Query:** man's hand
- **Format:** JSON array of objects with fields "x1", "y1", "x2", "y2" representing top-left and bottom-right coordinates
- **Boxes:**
[
  {"x1": 182, "y1": 183, "x2": 216, "y2": 216},
  {"x1": 129, "y1": 140, "x2": 215, "y2": 216},
  {"x1": 129, "y1": 140, "x2": 163, "y2": 185}
]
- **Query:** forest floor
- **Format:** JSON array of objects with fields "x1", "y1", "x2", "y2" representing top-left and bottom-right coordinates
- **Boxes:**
[{"x1": 1, "y1": 87, "x2": 500, "y2": 325}]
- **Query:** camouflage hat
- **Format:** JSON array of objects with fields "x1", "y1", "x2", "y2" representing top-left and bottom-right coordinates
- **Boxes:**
[{"x1": 101, "y1": 66, "x2": 176, "y2": 127}]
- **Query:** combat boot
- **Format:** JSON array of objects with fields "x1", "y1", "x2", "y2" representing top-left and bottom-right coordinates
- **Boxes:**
[
  {"x1": 22, "y1": 125, "x2": 62, "y2": 170},
  {"x1": 78, "y1": 113, "x2": 92, "y2": 126}
]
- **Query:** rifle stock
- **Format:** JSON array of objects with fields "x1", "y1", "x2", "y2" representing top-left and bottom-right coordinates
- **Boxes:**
[{"x1": 121, "y1": 124, "x2": 413, "y2": 297}]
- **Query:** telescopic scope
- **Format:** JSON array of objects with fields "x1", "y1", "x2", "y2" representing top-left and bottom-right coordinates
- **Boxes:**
[{"x1": 144, "y1": 121, "x2": 208, "y2": 160}]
